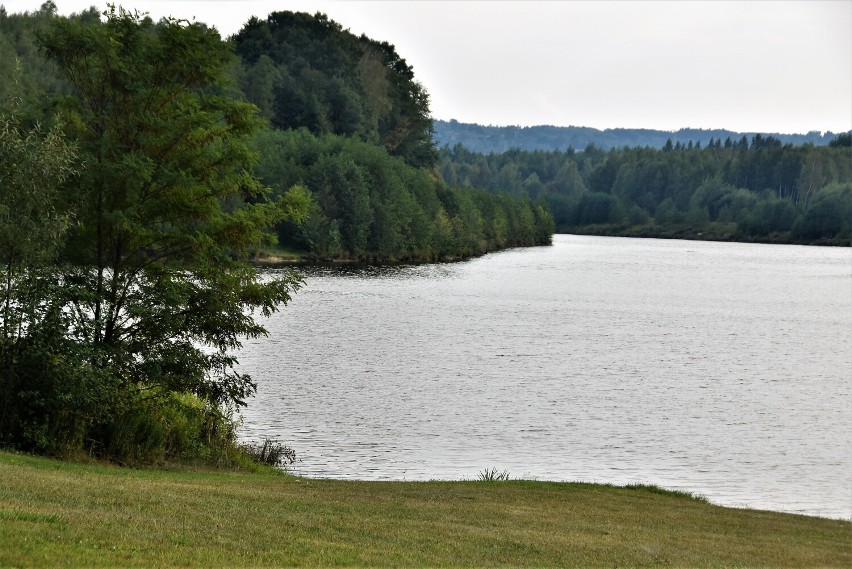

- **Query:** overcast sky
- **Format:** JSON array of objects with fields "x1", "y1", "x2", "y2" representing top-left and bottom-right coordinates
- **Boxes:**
[{"x1": 4, "y1": 1, "x2": 851, "y2": 134}]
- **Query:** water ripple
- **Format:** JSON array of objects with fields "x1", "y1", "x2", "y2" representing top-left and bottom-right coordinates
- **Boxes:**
[{"x1": 239, "y1": 235, "x2": 852, "y2": 520}]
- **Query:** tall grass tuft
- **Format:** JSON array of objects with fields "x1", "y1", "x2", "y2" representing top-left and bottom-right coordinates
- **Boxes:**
[
  {"x1": 240, "y1": 438, "x2": 297, "y2": 469},
  {"x1": 478, "y1": 467, "x2": 510, "y2": 481}
]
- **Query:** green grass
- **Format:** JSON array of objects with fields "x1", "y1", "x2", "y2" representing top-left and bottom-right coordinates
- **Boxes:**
[{"x1": 1, "y1": 451, "x2": 849, "y2": 567}]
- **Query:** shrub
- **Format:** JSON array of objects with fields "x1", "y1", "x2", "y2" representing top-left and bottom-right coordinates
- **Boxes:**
[
  {"x1": 478, "y1": 468, "x2": 510, "y2": 481},
  {"x1": 240, "y1": 438, "x2": 297, "y2": 469}
]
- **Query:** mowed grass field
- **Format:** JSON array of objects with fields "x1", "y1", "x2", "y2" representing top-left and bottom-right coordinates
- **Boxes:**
[{"x1": 1, "y1": 451, "x2": 849, "y2": 567}]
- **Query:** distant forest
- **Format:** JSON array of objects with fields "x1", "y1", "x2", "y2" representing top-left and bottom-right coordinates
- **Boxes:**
[
  {"x1": 439, "y1": 134, "x2": 852, "y2": 244},
  {"x1": 435, "y1": 119, "x2": 846, "y2": 154}
]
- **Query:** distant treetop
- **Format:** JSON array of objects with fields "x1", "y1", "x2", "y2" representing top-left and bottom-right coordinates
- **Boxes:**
[{"x1": 434, "y1": 119, "x2": 847, "y2": 154}]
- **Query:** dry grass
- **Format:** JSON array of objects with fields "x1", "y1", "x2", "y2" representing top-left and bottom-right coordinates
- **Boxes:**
[{"x1": 1, "y1": 450, "x2": 849, "y2": 567}]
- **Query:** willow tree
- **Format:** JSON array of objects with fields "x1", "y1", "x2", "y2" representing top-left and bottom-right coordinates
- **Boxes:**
[{"x1": 6, "y1": 7, "x2": 307, "y2": 454}]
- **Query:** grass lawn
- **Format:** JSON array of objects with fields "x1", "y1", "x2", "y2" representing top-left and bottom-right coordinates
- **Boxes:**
[{"x1": 1, "y1": 450, "x2": 849, "y2": 567}]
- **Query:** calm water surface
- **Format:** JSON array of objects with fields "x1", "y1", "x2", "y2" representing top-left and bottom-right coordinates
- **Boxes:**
[{"x1": 237, "y1": 235, "x2": 852, "y2": 520}]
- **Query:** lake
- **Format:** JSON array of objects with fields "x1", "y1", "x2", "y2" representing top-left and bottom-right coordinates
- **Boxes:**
[{"x1": 237, "y1": 234, "x2": 852, "y2": 520}]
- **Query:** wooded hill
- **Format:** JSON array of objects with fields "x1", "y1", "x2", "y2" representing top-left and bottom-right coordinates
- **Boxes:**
[
  {"x1": 438, "y1": 134, "x2": 852, "y2": 244},
  {"x1": 0, "y1": 5, "x2": 554, "y2": 264},
  {"x1": 229, "y1": 11, "x2": 553, "y2": 260},
  {"x1": 435, "y1": 119, "x2": 846, "y2": 154}
]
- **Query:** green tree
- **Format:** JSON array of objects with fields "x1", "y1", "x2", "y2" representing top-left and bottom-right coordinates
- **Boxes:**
[
  {"x1": 0, "y1": 96, "x2": 79, "y2": 450},
  {"x1": 308, "y1": 154, "x2": 371, "y2": 255},
  {"x1": 655, "y1": 197, "x2": 683, "y2": 224},
  {"x1": 9, "y1": 7, "x2": 306, "y2": 456},
  {"x1": 828, "y1": 133, "x2": 852, "y2": 148},
  {"x1": 239, "y1": 54, "x2": 283, "y2": 120},
  {"x1": 575, "y1": 192, "x2": 620, "y2": 225},
  {"x1": 792, "y1": 183, "x2": 852, "y2": 240}
]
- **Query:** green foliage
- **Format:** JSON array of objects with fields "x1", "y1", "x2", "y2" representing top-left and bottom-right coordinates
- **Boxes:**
[
  {"x1": 225, "y1": 11, "x2": 550, "y2": 259},
  {"x1": 655, "y1": 198, "x2": 683, "y2": 225},
  {"x1": 0, "y1": 7, "x2": 306, "y2": 461},
  {"x1": 575, "y1": 192, "x2": 621, "y2": 225},
  {"x1": 627, "y1": 204, "x2": 650, "y2": 225},
  {"x1": 0, "y1": 85, "x2": 80, "y2": 454},
  {"x1": 0, "y1": 3, "x2": 70, "y2": 111},
  {"x1": 232, "y1": 11, "x2": 437, "y2": 168},
  {"x1": 99, "y1": 392, "x2": 251, "y2": 467},
  {"x1": 0, "y1": 103, "x2": 76, "y2": 271},
  {"x1": 792, "y1": 183, "x2": 852, "y2": 240},
  {"x1": 829, "y1": 132, "x2": 852, "y2": 148},
  {"x1": 253, "y1": 128, "x2": 553, "y2": 261}
]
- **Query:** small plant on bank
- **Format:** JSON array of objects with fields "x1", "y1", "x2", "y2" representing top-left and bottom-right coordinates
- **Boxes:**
[
  {"x1": 241, "y1": 438, "x2": 297, "y2": 469},
  {"x1": 478, "y1": 468, "x2": 510, "y2": 481}
]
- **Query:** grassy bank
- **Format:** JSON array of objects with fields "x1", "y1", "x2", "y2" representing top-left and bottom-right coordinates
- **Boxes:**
[{"x1": 1, "y1": 451, "x2": 849, "y2": 567}]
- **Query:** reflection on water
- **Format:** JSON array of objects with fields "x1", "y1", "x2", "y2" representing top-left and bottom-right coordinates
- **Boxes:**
[{"x1": 238, "y1": 235, "x2": 852, "y2": 520}]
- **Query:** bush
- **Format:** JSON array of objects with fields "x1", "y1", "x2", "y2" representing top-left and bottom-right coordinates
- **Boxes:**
[
  {"x1": 240, "y1": 438, "x2": 297, "y2": 469},
  {"x1": 101, "y1": 393, "x2": 260, "y2": 467},
  {"x1": 0, "y1": 369, "x2": 262, "y2": 469}
]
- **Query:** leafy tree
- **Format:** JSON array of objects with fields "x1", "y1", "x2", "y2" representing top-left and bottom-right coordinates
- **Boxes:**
[
  {"x1": 0, "y1": 7, "x2": 306, "y2": 456},
  {"x1": 690, "y1": 176, "x2": 737, "y2": 221},
  {"x1": 238, "y1": 54, "x2": 283, "y2": 120},
  {"x1": 738, "y1": 198, "x2": 798, "y2": 236},
  {"x1": 0, "y1": 94, "x2": 79, "y2": 450},
  {"x1": 792, "y1": 183, "x2": 852, "y2": 240},
  {"x1": 654, "y1": 198, "x2": 683, "y2": 224},
  {"x1": 307, "y1": 154, "x2": 371, "y2": 254},
  {"x1": 627, "y1": 204, "x2": 650, "y2": 225},
  {"x1": 828, "y1": 133, "x2": 852, "y2": 148},
  {"x1": 574, "y1": 192, "x2": 620, "y2": 225}
]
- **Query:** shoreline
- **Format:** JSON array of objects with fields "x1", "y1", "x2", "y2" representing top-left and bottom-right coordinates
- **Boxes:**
[
  {"x1": 252, "y1": 230, "x2": 849, "y2": 268},
  {"x1": 560, "y1": 224, "x2": 851, "y2": 247}
]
